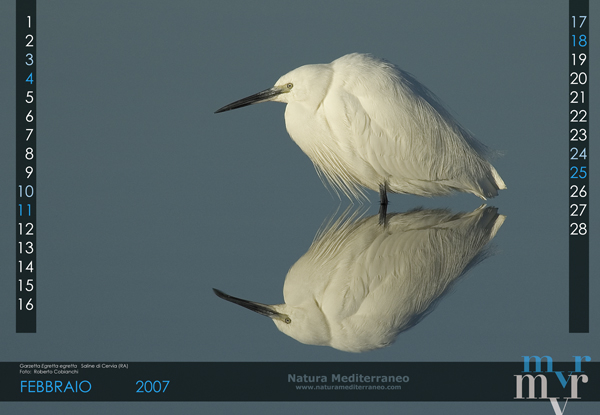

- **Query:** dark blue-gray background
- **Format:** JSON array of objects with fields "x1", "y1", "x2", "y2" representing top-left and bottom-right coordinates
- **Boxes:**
[{"x1": 0, "y1": 0, "x2": 598, "y2": 413}]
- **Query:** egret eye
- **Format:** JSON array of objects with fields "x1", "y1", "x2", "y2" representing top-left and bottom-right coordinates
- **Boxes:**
[
  {"x1": 286, "y1": 83, "x2": 293, "y2": 89},
  {"x1": 284, "y1": 317, "x2": 292, "y2": 324}
]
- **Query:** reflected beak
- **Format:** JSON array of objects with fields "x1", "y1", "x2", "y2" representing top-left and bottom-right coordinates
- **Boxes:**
[
  {"x1": 213, "y1": 288, "x2": 290, "y2": 323},
  {"x1": 215, "y1": 87, "x2": 284, "y2": 113}
]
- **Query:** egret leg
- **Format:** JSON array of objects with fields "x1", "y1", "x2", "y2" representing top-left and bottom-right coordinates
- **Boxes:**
[
  {"x1": 378, "y1": 203, "x2": 388, "y2": 226},
  {"x1": 379, "y1": 184, "x2": 388, "y2": 206},
  {"x1": 378, "y1": 183, "x2": 388, "y2": 226}
]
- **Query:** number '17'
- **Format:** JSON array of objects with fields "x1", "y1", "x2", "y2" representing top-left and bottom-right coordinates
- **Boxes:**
[{"x1": 572, "y1": 15, "x2": 587, "y2": 28}]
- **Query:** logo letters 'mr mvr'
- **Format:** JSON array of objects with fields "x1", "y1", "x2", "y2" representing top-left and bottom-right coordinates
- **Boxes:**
[{"x1": 515, "y1": 356, "x2": 590, "y2": 401}]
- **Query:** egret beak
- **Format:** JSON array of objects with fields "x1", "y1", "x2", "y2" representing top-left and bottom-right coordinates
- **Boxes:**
[
  {"x1": 213, "y1": 288, "x2": 291, "y2": 324},
  {"x1": 215, "y1": 87, "x2": 285, "y2": 113}
]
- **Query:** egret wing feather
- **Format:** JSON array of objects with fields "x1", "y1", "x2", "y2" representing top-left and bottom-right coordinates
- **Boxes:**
[{"x1": 326, "y1": 54, "x2": 504, "y2": 198}]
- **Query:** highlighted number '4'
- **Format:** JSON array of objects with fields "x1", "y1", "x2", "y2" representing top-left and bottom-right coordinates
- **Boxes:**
[{"x1": 26, "y1": 73, "x2": 34, "y2": 84}]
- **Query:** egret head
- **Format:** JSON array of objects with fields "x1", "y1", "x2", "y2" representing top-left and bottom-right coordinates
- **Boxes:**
[{"x1": 214, "y1": 64, "x2": 333, "y2": 113}]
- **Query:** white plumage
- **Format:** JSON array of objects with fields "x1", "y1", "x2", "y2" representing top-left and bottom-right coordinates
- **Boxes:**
[
  {"x1": 214, "y1": 206, "x2": 506, "y2": 352},
  {"x1": 216, "y1": 53, "x2": 506, "y2": 202}
]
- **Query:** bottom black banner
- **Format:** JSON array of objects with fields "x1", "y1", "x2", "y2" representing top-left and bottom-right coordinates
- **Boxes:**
[{"x1": 1, "y1": 361, "x2": 597, "y2": 401}]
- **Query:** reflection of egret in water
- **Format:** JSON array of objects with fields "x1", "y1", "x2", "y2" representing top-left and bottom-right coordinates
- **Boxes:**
[{"x1": 214, "y1": 206, "x2": 505, "y2": 352}]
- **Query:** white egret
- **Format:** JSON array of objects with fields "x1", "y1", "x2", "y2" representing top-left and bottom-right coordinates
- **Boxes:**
[
  {"x1": 214, "y1": 206, "x2": 505, "y2": 352},
  {"x1": 216, "y1": 53, "x2": 506, "y2": 204}
]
